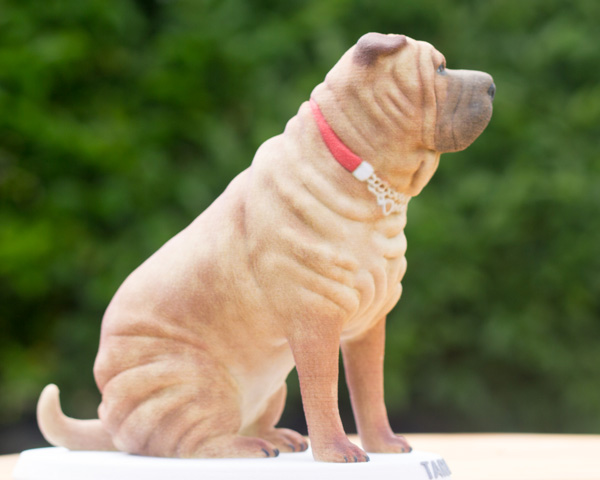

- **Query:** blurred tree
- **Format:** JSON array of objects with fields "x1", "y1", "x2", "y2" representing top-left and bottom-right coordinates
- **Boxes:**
[{"x1": 0, "y1": 0, "x2": 599, "y2": 453}]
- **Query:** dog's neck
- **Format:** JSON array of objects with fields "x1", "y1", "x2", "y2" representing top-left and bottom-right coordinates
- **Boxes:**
[
  {"x1": 309, "y1": 98, "x2": 410, "y2": 216},
  {"x1": 309, "y1": 71, "x2": 442, "y2": 198}
]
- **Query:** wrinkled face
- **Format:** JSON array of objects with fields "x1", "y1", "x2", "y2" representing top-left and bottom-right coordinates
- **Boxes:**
[{"x1": 352, "y1": 33, "x2": 495, "y2": 153}]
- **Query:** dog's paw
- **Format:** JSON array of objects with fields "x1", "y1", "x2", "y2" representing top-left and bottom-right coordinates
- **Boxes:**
[
  {"x1": 183, "y1": 434, "x2": 280, "y2": 458},
  {"x1": 259, "y1": 428, "x2": 308, "y2": 453},
  {"x1": 312, "y1": 438, "x2": 370, "y2": 463},
  {"x1": 361, "y1": 433, "x2": 412, "y2": 454}
]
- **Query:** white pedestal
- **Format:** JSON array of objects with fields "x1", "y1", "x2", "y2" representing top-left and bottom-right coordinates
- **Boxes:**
[{"x1": 13, "y1": 447, "x2": 452, "y2": 480}]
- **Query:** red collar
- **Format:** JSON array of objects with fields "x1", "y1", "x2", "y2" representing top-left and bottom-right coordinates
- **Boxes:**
[
  {"x1": 309, "y1": 98, "x2": 374, "y2": 181},
  {"x1": 309, "y1": 98, "x2": 410, "y2": 216}
]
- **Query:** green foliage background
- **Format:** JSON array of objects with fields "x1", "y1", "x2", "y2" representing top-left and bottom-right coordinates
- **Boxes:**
[{"x1": 1, "y1": 0, "x2": 599, "y2": 452}]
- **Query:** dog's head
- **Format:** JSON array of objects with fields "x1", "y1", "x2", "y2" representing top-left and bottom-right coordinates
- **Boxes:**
[
  {"x1": 308, "y1": 33, "x2": 495, "y2": 196},
  {"x1": 353, "y1": 32, "x2": 495, "y2": 153},
  {"x1": 314, "y1": 33, "x2": 494, "y2": 158}
]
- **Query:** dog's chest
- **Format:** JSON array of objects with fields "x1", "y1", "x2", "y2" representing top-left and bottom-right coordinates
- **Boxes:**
[
  {"x1": 251, "y1": 204, "x2": 408, "y2": 335},
  {"x1": 339, "y1": 216, "x2": 408, "y2": 335},
  {"x1": 244, "y1": 154, "x2": 409, "y2": 333}
]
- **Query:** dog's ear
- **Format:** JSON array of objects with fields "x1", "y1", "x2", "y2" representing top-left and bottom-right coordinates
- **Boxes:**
[{"x1": 353, "y1": 33, "x2": 407, "y2": 66}]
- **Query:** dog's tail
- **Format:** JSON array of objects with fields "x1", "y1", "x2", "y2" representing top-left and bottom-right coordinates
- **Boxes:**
[{"x1": 37, "y1": 384, "x2": 116, "y2": 451}]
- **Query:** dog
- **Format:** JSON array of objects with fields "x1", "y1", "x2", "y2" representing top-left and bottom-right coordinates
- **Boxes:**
[{"x1": 37, "y1": 32, "x2": 494, "y2": 463}]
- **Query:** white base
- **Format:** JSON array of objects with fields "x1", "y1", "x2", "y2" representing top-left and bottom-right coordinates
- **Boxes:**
[{"x1": 14, "y1": 447, "x2": 452, "y2": 480}]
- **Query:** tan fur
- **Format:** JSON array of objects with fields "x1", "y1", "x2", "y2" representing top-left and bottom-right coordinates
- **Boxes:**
[{"x1": 37, "y1": 33, "x2": 494, "y2": 462}]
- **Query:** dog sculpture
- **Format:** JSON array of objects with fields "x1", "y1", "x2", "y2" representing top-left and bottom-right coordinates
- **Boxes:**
[{"x1": 37, "y1": 33, "x2": 494, "y2": 463}]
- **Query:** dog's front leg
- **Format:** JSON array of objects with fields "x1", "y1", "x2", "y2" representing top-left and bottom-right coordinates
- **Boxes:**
[
  {"x1": 341, "y1": 317, "x2": 412, "y2": 453},
  {"x1": 289, "y1": 330, "x2": 369, "y2": 463}
]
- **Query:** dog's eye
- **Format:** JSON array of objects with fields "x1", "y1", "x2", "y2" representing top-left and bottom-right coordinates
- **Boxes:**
[{"x1": 437, "y1": 63, "x2": 446, "y2": 75}]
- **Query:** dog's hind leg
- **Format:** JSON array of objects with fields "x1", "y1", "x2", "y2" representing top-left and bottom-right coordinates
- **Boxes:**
[{"x1": 98, "y1": 350, "x2": 280, "y2": 458}]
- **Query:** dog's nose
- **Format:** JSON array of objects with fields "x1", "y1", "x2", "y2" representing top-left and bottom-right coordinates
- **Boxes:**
[{"x1": 488, "y1": 82, "x2": 496, "y2": 100}]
